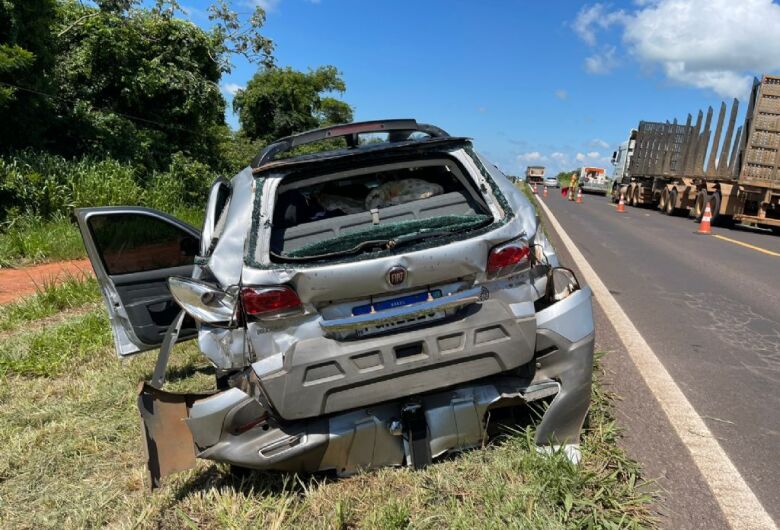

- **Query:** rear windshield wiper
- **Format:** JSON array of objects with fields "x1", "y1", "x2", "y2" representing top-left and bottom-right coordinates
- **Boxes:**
[{"x1": 272, "y1": 225, "x2": 485, "y2": 263}]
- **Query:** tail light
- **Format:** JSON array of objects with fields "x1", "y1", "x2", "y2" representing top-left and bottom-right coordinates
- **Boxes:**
[
  {"x1": 486, "y1": 240, "x2": 531, "y2": 279},
  {"x1": 241, "y1": 286, "x2": 302, "y2": 318}
]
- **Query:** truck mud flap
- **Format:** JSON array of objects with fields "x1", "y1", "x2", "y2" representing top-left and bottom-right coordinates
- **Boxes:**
[{"x1": 137, "y1": 382, "x2": 216, "y2": 490}]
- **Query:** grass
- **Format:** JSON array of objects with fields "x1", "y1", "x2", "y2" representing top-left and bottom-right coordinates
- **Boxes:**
[
  {"x1": 0, "y1": 214, "x2": 85, "y2": 267},
  {"x1": 0, "y1": 298, "x2": 658, "y2": 529},
  {"x1": 0, "y1": 273, "x2": 101, "y2": 333},
  {"x1": 0, "y1": 207, "x2": 205, "y2": 268}
]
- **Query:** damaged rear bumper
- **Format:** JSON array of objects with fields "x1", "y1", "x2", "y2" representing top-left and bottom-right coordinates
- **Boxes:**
[{"x1": 138, "y1": 287, "x2": 594, "y2": 488}]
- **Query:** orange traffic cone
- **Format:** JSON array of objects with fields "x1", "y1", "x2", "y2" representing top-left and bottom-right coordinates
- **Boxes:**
[
  {"x1": 576, "y1": 188, "x2": 583, "y2": 203},
  {"x1": 617, "y1": 192, "x2": 626, "y2": 213},
  {"x1": 697, "y1": 203, "x2": 713, "y2": 234},
  {"x1": 543, "y1": 185, "x2": 548, "y2": 198}
]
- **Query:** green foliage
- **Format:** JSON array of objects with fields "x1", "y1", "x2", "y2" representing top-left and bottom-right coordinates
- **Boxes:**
[
  {"x1": 556, "y1": 170, "x2": 577, "y2": 187},
  {"x1": 51, "y1": 1, "x2": 226, "y2": 170},
  {"x1": 234, "y1": 65, "x2": 354, "y2": 143},
  {"x1": 0, "y1": 0, "x2": 57, "y2": 146}
]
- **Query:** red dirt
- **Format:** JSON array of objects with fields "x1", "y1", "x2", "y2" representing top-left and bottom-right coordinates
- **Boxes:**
[{"x1": 0, "y1": 259, "x2": 93, "y2": 305}]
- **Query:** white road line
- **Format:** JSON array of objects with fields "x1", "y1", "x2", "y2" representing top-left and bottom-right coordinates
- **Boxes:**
[{"x1": 537, "y1": 196, "x2": 777, "y2": 530}]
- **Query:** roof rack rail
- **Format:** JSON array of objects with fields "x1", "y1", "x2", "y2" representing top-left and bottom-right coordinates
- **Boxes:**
[{"x1": 251, "y1": 119, "x2": 450, "y2": 168}]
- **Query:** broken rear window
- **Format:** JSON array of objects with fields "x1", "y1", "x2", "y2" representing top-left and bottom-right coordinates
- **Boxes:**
[{"x1": 268, "y1": 159, "x2": 493, "y2": 261}]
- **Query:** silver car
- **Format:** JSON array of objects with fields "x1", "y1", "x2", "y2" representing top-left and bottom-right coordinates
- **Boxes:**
[{"x1": 76, "y1": 120, "x2": 594, "y2": 488}]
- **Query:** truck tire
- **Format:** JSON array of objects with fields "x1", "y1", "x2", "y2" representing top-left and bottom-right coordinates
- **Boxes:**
[
  {"x1": 708, "y1": 193, "x2": 734, "y2": 227},
  {"x1": 630, "y1": 185, "x2": 638, "y2": 206},
  {"x1": 658, "y1": 189, "x2": 668, "y2": 212},
  {"x1": 692, "y1": 190, "x2": 708, "y2": 222},
  {"x1": 665, "y1": 189, "x2": 677, "y2": 216}
]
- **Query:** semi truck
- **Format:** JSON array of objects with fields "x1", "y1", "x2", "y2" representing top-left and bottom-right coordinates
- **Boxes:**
[
  {"x1": 611, "y1": 74, "x2": 780, "y2": 232},
  {"x1": 525, "y1": 166, "x2": 545, "y2": 185}
]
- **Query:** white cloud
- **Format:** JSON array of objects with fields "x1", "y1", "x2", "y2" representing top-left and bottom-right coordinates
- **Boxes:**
[
  {"x1": 587, "y1": 151, "x2": 601, "y2": 158},
  {"x1": 591, "y1": 138, "x2": 610, "y2": 149},
  {"x1": 554, "y1": 89, "x2": 568, "y2": 100},
  {"x1": 518, "y1": 151, "x2": 547, "y2": 162},
  {"x1": 575, "y1": 0, "x2": 780, "y2": 97},
  {"x1": 221, "y1": 83, "x2": 244, "y2": 97},
  {"x1": 585, "y1": 46, "x2": 618, "y2": 74},
  {"x1": 255, "y1": 0, "x2": 281, "y2": 12},
  {"x1": 551, "y1": 152, "x2": 568, "y2": 161},
  {"x1": 573, "y1": 3, "x2": 627, "y2": 46}
]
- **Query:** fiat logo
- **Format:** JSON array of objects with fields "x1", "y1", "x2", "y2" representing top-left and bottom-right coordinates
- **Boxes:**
[{"x1": 386, "y1": 266, "x2": 406, "y2": 286}]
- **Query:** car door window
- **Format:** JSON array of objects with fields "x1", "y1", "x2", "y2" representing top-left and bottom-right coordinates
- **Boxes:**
[{"x1": 89, "y1": 213, "x2": 199, "y2": 275}]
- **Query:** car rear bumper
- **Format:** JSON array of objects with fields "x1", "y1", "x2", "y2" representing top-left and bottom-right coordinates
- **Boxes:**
[
  {"x1": 255, "y1": 293, "x2": 540, "y2": 421},
  {"x1": 137, "y1": 286, "x2": 594, "y2": 487},
  {"x1": 581, "y1": 183, "x2": 609, "y2": 194}
]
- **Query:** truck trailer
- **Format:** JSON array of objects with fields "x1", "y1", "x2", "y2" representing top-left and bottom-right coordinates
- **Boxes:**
[
  {"x1": 525, "y1": 166, "x2": 545, "y2": 185},
  {"x1": 611, "y1": 74, "x2": 780, "y2": 232}
]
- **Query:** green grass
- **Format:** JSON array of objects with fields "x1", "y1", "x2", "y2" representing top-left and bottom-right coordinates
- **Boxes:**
[
  {"x1": 0, "y1": 273, "x2": 101, "y2": 332},
  {"x1": 0, "y1": 308, "x2": 657, "y2": 529},
  {"x1": 0, "y1": 214, "x2": 85, "y2": 267}
]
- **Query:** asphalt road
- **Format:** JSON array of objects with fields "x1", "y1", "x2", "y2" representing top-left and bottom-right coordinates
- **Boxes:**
[{"x1": 538, "y1": 190, "x2": 780, "y2": 529}]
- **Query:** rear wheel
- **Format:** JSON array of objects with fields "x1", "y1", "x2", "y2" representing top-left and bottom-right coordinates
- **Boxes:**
[
  {"x1": 658, "y1": 189, "x2": 669, "y2": 212},
  {"x1": 692, "y1": 190, "x2": 708, "y2": 222},
  {"x1": 709, "y1": 192, "x2": 722, "y2": 226},
  {"x1": 665, "y1": 189, "x2": 677, "y2": 216}
]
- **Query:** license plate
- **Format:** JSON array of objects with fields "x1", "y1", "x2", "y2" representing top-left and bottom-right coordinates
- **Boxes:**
[
  {"x1": 352, "y1": 290, "x2": 444, "y2": 337},
  {"x1": 352, "y1": 289, "x2": 442, "y2": 316}
]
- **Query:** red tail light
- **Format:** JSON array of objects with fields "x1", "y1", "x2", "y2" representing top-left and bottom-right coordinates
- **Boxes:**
[
  {"x1": 241, "y1": 286, "x2": 302, "y2": 317},
  {"x1": 487, "y1": 241, "x2": 531, "y2": 278}
]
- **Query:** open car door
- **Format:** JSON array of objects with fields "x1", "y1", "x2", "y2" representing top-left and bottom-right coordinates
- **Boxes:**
[{"x1": 76, "y1": 207, "x2": 201, "y2": 356}]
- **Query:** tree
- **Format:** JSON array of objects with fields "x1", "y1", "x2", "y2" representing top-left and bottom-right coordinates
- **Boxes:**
[
  {"x1": 233, "y1": 66, "x2": 353, "y2": 143},
  {"x1": 0, "y1": 0, "x2": 57, "y2": 150},
  {"x1": 1, "y1": 0, "x2": 274, "y2": 171}
]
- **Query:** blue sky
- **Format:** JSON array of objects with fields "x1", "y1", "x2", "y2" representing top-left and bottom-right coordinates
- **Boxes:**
[{"x1": 174, "y1": 0, "x2": 780, "y2": 175}]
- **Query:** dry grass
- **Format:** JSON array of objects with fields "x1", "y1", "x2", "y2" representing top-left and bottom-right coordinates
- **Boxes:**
[{"x1": 0, "y1": 308, "x2": 657, "y2": 529}]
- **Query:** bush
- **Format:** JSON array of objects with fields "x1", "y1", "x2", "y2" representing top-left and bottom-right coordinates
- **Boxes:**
[{"x1": 0, "y1": 151, "x2": 144, "y2": 220}]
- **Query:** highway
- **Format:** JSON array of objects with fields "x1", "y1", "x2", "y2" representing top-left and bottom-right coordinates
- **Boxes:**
[{"x1": 537, "y1": 190, "x2": 780, "y2": 529}]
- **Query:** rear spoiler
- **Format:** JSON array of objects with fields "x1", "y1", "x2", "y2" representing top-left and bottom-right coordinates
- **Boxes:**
[{"x1": 252, "y1": 119, "x2": 450, "y2": 168}]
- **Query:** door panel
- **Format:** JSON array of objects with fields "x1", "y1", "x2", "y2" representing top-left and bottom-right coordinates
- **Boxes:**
[{"x1": 76, "y1": 207, "x2": 202, "y2": 356}]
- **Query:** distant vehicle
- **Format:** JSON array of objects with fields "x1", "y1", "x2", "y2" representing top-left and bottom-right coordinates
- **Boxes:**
[
  {"x1": 578, "y1": 167, "x2": 609, "y2": 195},
  {"x1": 611, "y1": 74, "x2": 780, "y2": 233},
  {"x1": 75, "y1": 119, "x2": 594, "y2": 488},
  {"x1": 543, "y1": 176, "x2": 559, "y2": 188},
  {"x1": 609, "y1": 131, "x2": 636, "y2": 201},
  {"x1": 525, "y1": 165, "x2": 545, "y2": 185}
]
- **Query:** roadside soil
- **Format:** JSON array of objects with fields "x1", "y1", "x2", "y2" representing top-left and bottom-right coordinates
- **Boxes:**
[{"x1": 0, "y1": 259, "x2": 92, "y2": 304}]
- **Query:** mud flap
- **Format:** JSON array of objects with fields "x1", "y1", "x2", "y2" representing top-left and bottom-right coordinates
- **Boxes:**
[{"x1": 137, "y1": 382, "x2": 215, "y2": 490}]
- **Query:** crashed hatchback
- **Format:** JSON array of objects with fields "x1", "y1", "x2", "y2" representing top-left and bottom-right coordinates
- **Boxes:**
[{"x1": 76, "y1": 120, "x2": 595, "y2": 488}]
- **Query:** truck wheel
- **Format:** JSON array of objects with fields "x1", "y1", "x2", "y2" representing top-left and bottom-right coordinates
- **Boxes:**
[
  {"x1": 709, "y1": 192, "x2": 722, "y2": 225},
  {"x1": 692, "y1": 190, "x2": 708, "y2": 222},
  {"x1": 658, "y1": 189, "x2": 668, "y2": 212},
  {"x1": 665, "y1": 189, "x2": 677, "y2": 216}
]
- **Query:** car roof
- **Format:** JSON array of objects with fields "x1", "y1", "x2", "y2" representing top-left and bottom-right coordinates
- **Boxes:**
[{"x1": 251, "y1": 120, "x2": 460, "y2": 172}]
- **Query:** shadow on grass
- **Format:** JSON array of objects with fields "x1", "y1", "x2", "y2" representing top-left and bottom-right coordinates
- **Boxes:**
[{"x1": 141, "y1": 362, "x2": 215, "y2": 384}]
